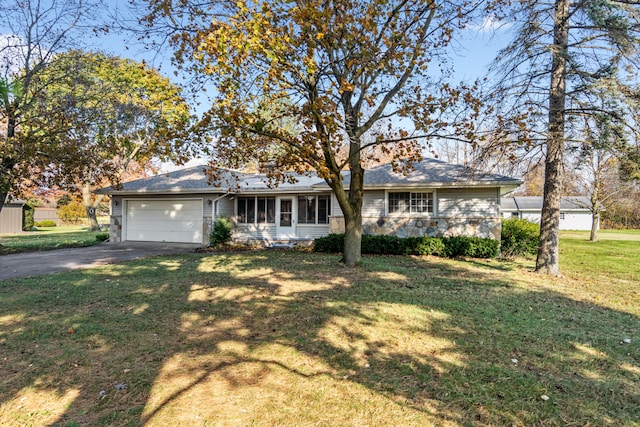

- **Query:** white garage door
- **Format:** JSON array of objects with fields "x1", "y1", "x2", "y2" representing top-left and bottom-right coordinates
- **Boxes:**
[{"x1": 125, "y1": 199, "x2": 203, "y2": 243}]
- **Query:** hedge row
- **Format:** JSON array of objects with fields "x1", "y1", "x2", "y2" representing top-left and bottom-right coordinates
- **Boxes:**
[{"x1": 313, "y1": 234, "x2": 500, "y2": 258}]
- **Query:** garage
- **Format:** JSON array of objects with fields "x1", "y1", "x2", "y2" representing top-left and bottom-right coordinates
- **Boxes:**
[{"x1": 124, "y1": 199, "x2": 203, "y2": 243}]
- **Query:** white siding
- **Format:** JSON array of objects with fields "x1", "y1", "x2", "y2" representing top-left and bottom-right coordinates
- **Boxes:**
[
  {"x1": 521, "y1": 212, "x2": 540, "y2": 223},
  {"x1": 330, "y1": 190, "x2": 385, "y2": 217},
  {"x1": 216, "y1": 197, "x2": 235, "y2": 217},
  {"x1": 561, "y1": 212, "x2": 593, "y2": 230},
  {"x1": 296, "y1": 224, "x2": 331, "y2": 239},
  {"x1": 203, "y1": 198, "x2": 213, "y2": 217},
  {"x1": 362, "y1": 190, "x2": 386, "y2": 216},
  {"x1": 518, "y1": 210, "x2": 593, "y2": 230},
  {"x1": 233, "y1": 224, "x2": 277, "y2": 240},
  {"x1": 112, "y1": 196, "x2": 123, "y2": 216},
  {"x1": 331, "y1": 193, "x2": 342, "y2": 216},
  {"x1": 438, "y1": 188, "x2": 499, "y2": 218}
]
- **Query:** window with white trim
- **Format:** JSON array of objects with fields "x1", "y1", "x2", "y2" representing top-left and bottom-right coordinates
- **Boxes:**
[
  {"x1": 388, "y1": 191, "x2": 433, "y2": 214},
  {"x1": 298, "y1": 195, "x2": 331, "y2": 224},
  {"x1": 238, "y1": 196, "x2": 275, "y2": 224}
]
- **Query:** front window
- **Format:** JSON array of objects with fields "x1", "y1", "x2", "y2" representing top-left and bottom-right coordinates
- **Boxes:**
[
  {"x1": 257, "y1": 197, "x2": 276, "y2": 223},
  {"x1": 318, "y1": 195, "x2": 330, "y2": 224},
  {"x1": 298, "y1": 195, "x2": 331, "y2": 224},
  {"x1": 237, "y1": 197, "x2": 255, "y2": 223},
  {"x1": 411, "y1": 192, "x2": 432, "y2": 213},
  {"x1": 389, "y1": 191, "x2": 433, "y2": 214},
  {"x1": 389, "y1": 192, "x2": 410, "y2": 214},
  {"x1": 238, "y1": 196, "x2": 275, "y2": 224}
]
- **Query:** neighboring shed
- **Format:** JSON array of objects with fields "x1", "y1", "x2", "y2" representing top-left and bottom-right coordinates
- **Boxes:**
[
  {"x1": 501, "y1": 196, "x2": 595, "y2": 231},
  {"x1": 0, "y1": 200, "x2": 26, "y2": 234}
]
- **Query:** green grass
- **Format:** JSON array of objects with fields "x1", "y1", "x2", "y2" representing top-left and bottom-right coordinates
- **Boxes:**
[
  {"x1": 561, "y1": 230, "x2": 640, "y2": 281},
  {"x1": 0, "y1": 226, "x2": 108, "y2": 255},
  {"x1": 0, "y1": 233, "x2": 638, "y2": 426}
]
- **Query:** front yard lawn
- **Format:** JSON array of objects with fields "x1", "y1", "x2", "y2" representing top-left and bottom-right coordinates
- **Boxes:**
[
  {"x1": 0, "y1": 233, "x2": 638, "y2": 426},
  {"x1": 0, "y1": 226, "x2": 108, "y2": 255}
]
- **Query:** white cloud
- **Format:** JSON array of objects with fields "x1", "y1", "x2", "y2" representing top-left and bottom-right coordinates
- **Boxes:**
[
  {"x1": 0, "y1": 34, "x2": 26, "y2": 78},
  {"x1": 469, "y1": 16, "x2": 513, "y2": 33},
  {"x1": 0, "y1": 33, "x2": 47, "y2": 79}
]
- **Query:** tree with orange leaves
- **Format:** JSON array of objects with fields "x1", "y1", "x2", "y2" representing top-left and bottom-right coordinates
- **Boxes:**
[{"x1": 142, "y1": 0, "x2": 496, "y2": 266}]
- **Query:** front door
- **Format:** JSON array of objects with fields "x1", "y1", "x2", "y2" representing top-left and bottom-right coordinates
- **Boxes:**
[{"x1": 276, "y1": 197, "x2": 296, "y2": 238}]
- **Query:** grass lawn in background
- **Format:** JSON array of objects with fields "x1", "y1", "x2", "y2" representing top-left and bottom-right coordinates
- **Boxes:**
[
  {"x1": 0, "y1": 226, "x2": 108, "y2": 255},
  {"x1": 0, "y1": 232, "x2": 638, "y2": 426},
  {"x1": 560, "y1": 230, "x2": 640, "y2": 282}
]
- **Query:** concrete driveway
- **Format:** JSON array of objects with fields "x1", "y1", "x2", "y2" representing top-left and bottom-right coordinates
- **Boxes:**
[{"x1": 0, "y1": 242, "x2": 202, "y2": 281}]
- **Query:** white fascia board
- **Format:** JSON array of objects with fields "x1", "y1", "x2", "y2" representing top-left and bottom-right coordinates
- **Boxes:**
[
  {"x1": 312, "y1": 181, "x2": 522, "y2": 191},
  {"x1": 95, "y1": 188, "x2": 233, "y2": 196}
]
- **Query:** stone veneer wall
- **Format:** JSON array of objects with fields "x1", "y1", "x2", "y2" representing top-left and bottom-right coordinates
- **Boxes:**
[
  {"x1": 110, "y1": 215, "x2": 123, "y2": 242},
  {"x1": 330, "y1": 216, "x2": 501, "y2": 240}
]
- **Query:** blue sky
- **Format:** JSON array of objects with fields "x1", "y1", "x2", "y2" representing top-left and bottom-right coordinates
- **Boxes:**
[
  {"x1": 91, "y1": 7, "x2": 510, "y2": 104},
  {"x1": 99, "y1": 13, "x2": 510, "y2": 170},
  {"x1": 2, "y1": 3, "x2": 510, "y2": 170}
]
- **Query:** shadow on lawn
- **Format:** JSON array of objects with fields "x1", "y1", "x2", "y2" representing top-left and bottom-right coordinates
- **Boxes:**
[{"x1": 0, "y1": 251, "x2": 638, "y2": 425}]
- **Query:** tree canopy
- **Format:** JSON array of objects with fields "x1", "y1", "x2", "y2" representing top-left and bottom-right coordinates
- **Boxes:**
[
  {"x1": 24, "y1": 50, "x2": 190, "y2": 229},
  {"x1": 0, "y1": 0, "x2": 103, "y2": 211},
  {"x1": 142, "y1": 0, "x2": 495, "y2": 266}
]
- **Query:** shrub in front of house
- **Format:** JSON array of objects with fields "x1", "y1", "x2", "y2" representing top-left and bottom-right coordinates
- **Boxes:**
[
  {"x1": 313, "y1": 234, "x2": 498, "y2": 258},
  {"x1": 210, "y1": 217, "x2": 233, "y2": 246},
  {"x1": 95, "y1": 233, "x2": 109, "y2": 242},
  {"x1": 410, "y1": 237, "x2": 447, "y2": 256},
  {"x1": 36, "y1": 220, "x2": 57, "y2": 228},
  {"x1": 501, "y1": 218, "x2": 540, "y2": 258},
  {"x1": 441, "y1": 236, "x2": 500, "y2": 258},
  {"x1": 312, "y1": 233, "x2": 345, "y2": 253},
  {"x1": 361, "y1": 235, "x2": 405, "y2": 255}
]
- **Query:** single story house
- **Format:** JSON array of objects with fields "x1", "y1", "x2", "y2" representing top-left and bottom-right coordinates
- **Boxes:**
[
  {"x1": 501, "y1": 196, "x2": 595, "y2": 231},
  {"x1": 0, "y1": 199, "x2": 26, "y2": 234},
  {"x1": 96, "y1": 159, "x2": 522, "y2": 245}
]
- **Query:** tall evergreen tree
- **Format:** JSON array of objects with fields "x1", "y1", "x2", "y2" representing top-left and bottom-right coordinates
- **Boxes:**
[{"x1": 488, "y1": 0, "x2": 640, "y2": 275}]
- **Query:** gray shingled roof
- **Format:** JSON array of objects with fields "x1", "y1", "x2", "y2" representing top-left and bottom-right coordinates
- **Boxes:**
[
  {"x1": 502, "y1": 196, "x2": 592, "y2": 211},
  {"x1": 337, "y1": 158, "x2": 521, "y2": 188},
  {"x1": 96, "y1": 166, "x2": 244, "y2": 194},
  {"x1": 98, "y1": 159, "x2": 522, "y2": 195},
  {"x1": 501, "y1": 197, "x2": 518, "y2": 210}
]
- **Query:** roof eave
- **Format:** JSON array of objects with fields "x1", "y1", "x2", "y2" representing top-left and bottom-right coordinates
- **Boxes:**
[
  {"x1": 96, "y1": 188, "x2": 232, "y2": 196},
  {"x1": 313, "y1": 180, "x2": 523, "y2": 190}
]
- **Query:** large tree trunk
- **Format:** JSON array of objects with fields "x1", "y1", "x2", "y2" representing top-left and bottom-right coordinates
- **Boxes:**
[
  {"x1": 82, "y1": 182, "x2": 103, "y2": 232},
  {"x1": 590, "y1": 210, "x2": 599, "y2": 242},
  {"x1": 85, "y1": 205, "x2": 100, "y2": 231},
  {"x1": 0, "y1": 191, "x2": 8, "y2": 215},
  {"x1": 341, "y1": 157, "x2": 365, "y2": 267},
  {"x1": 589, "y1": 184, "x2": 600, "y2": 242},
  {"x1": 343, "y1": 209, "x2": 363, "y2": 267},
  {"x1": 0, "y1": 114, "x2": 18, "y2": 216},
  {"x1": 337, "y1": 102, "x2": 365, "y2": 267},
  {"x1": 536, "y1": 0, "x2": 569, "y2": 276}
]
